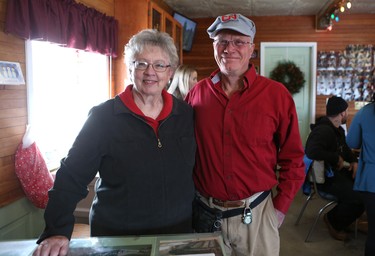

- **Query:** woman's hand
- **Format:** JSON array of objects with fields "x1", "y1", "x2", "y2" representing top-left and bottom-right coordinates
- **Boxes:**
[{"x1": 32, "y1": 236, "x2": 69, "y2": 256}]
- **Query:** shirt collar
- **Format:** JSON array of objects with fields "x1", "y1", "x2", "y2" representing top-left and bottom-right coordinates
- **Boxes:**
[
  {"x1": 118, "y1": 85, "x2": 172, "y2": 121},
  {"x1": 210, "y1": 64, "x2": 257, "y2": 90}
]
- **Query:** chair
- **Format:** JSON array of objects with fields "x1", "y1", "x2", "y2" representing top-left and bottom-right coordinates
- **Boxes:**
[{"x1": 295, "y1": 160, "x2": 338, "y2": 242}]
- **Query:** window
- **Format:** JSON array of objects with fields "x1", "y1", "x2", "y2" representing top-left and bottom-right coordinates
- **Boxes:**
[{"x1": 26, "y1": 40, "x2": 110, "y2": 170}]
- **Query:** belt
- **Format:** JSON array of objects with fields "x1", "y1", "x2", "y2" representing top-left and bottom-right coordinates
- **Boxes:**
[
  {"x1": 213, "y1": 198, "x2": 244, "y2": 208},
  {"x1": 212, "y1": 190, "x2": 266, "y2": 208},
  {"x1": 198, "y1": 190, "x2": 271, "y2": 219}
]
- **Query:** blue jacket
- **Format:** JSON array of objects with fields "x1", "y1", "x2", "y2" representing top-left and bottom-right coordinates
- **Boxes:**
[
  {"x1": 302, "y1": 154, "x2": 333, "y2": 195},
  {"x1": 302, "y1": 155, "x2": 313, "y2": 195},
  {"x1": 347, "y1": 102, "x2": 375, "y2": 193}
]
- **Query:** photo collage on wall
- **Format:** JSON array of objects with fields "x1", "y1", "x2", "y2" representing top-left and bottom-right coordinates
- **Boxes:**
[{"x1": 317, "y1": 44, "x2": 374, "y2": 102}]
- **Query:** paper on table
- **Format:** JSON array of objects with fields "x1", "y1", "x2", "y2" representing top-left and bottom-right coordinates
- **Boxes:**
[{"x1": 176, "y1": 254, "x2": 215, "y2": 256}]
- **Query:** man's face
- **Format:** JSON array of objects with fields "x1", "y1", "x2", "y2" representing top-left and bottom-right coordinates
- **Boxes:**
[{"x1": 213, "y1": 30, "x2": 255, "y2": 77}]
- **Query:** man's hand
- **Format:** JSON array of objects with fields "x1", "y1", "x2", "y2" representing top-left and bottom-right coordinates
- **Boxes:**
[
  {"x1": 350, "y1": 162, "x2": 358, "y2": 179},
  {"x1": 336, "y1": 155, "x2": 344, "y2": 170},
  {"x1": 32, "y1": 236, "x2": 69, "y2": 256},
  {"x1": 275, "y1": 209, "x2": 285, "y2": 228}
]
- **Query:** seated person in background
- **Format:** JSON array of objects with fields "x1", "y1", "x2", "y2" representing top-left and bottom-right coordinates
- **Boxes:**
[
  {"x1": 167, "y1": 64, "x2": 198, "y2": 100},
  {"x1": 305, "y1": 96, "x2": 364, "y2": 241},
  {"x1": 33, "y1": 29, "x2": 196, "y2": 256}
]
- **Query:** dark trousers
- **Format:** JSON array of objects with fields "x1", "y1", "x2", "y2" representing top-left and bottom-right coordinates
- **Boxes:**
[
  {"x1": 361, "y1": 191, "x2": 375, "y2": 256},
  {"x1": 318, "y1": 169, "x2": 365, "y2": 231}
]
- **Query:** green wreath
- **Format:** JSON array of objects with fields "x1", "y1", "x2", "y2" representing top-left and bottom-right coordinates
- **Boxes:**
[{"x1": 270, "y1": 61, "x2": 305, "y2": 94}]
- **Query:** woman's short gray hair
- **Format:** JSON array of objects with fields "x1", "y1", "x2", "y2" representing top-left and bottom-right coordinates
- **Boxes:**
[{"x1": 124, "y1": 29, "x2": 179, "y2": 70}]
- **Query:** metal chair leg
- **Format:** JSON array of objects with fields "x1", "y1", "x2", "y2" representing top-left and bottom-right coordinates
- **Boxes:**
[
  {"x1": 305, "y1": 201, "x2": 336, "y2": 242},
  {"x1": 295, "y1": 194, "x2": 312, "y2": 225},
  {"x1": 354, "y1": 218, "x2": 358, "y2": 239}
]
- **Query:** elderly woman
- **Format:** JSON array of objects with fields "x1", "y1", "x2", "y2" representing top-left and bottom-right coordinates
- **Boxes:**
[{"x1": 33, "y1": 29, "x2": 196, "y2": 256}]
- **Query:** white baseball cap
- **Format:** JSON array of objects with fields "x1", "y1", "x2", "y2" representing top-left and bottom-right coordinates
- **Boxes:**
[{"x1": 207, "y1": 13, "x2": 256, "y2": 40}]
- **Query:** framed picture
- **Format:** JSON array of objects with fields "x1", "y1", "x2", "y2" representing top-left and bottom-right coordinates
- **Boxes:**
[
  {"x1": 173, "y1": 12, "x2": 197, "y2": 52},
  {"x1": 0, "y1": 61, "x2": 25, "y2": 85},
  {"x1": 68, "y1": 236, "x2": 156, "y2": 256}
]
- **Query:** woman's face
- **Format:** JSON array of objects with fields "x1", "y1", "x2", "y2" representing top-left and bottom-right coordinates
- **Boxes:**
[
  {"x1": 189, "y1": 71, "x2": 198, "y2": 89},
  {"x1": 131, "y1": 46, "x2": 173, "y2": 97}
]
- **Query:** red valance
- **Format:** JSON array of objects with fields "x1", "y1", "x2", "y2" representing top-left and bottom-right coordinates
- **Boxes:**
[{"x1": 4, "y1": 0, "x2": 118, "y2": 58}]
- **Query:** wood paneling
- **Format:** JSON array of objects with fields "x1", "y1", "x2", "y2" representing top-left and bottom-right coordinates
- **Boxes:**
[
  {"x1": 315, "y1": 95, "x2": 358, "y2": 127},
  {"x1": 184, "y1": 14, "x2": 375, "y2": 80},
  {"x1": 113, "y1": 0, "x2": 180, "y2": 96},
  {"x1": 0, "y1": 0, "x2": 374, "y2": 208},
  {"x1": 183, "y1": 14, "x2": 375, "y2": 129},
  {"x1": 114, "y1": 0, "x2": 150, "y2": 95},
  {"x1": 0, "y1": 0, "x2": 28, "y2": 207},
  {"x1": 0, "y1": 0, "x2": 115, "y2": 208}
]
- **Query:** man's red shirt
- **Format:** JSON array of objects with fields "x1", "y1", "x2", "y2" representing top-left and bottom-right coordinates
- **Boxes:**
[{"x1": 185, "y1": 65, "x2": 305, "y2": 213}]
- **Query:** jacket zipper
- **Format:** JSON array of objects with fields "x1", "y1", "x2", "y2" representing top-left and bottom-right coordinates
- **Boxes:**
[
  {"x1": 156, "y1": 115, "x2": 172, "y2": 149},
  {"x1": 129, "y1": 110, "x2": 170, "y2": 149}
]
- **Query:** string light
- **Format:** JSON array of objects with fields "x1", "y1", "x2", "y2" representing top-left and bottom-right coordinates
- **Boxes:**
[
  {"x1": 347, "y1": 1, "x2": 352, "y2": 9},
  {"x1": 317, "y1": 0, "x2": 353, "y2": 31}
]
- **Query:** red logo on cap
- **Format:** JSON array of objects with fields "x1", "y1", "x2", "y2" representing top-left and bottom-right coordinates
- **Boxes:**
[{"x1": 221, "y1": 14, "x2": 238, "y2": 22}]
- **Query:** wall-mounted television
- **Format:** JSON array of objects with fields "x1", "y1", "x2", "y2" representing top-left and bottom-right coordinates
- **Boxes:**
[{"x1": 173, "y1": 12, "x2": 197, "y2": 52}]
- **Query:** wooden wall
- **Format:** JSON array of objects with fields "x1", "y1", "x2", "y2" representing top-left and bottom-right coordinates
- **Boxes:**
[
  {"x1": 183, "y1": 13, "x2": 375, "y2": 124},
  {"x1": 113, "y1": 0, "x2": 174, "y2": 96},
  {"x1": 0, "y1": 0, "x2": 374, "y2": 208},
  {"x1": 184, "y1": 14, "x2": 375, "y2": 80},
  {"x1": 0, "y1": 0, "x2": 114, "y2": 208},
  {"x1": 0, "y1": 0, "x2": 27, "y2": 207}
]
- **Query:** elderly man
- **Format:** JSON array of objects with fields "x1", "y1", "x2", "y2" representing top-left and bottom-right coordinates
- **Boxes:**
[{"x1": 186, "y1": 13, "x2": 305, "y2": 256}]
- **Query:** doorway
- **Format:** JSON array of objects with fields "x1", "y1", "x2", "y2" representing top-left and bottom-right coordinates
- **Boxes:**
[{"x1": 260, "y1": 42, "x2": 317, "y2": 145}]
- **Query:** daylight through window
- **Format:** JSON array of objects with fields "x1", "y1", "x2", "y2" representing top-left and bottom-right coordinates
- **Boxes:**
[{"x1": 26, "y1": 40, "x2": 110, "y2": 170}]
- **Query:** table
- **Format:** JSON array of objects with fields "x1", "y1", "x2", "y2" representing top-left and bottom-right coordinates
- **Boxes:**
[{"x1": 0, "y1": 232, "x2": 226, "y2": 256}]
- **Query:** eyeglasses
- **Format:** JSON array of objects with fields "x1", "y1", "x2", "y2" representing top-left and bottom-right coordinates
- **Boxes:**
[
  {"x1": 214, "y1": 39, "x2": 252, "y2": 48},
  {"x1": 132, "y1": 61, "x2": 171, "y2": 72}
]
